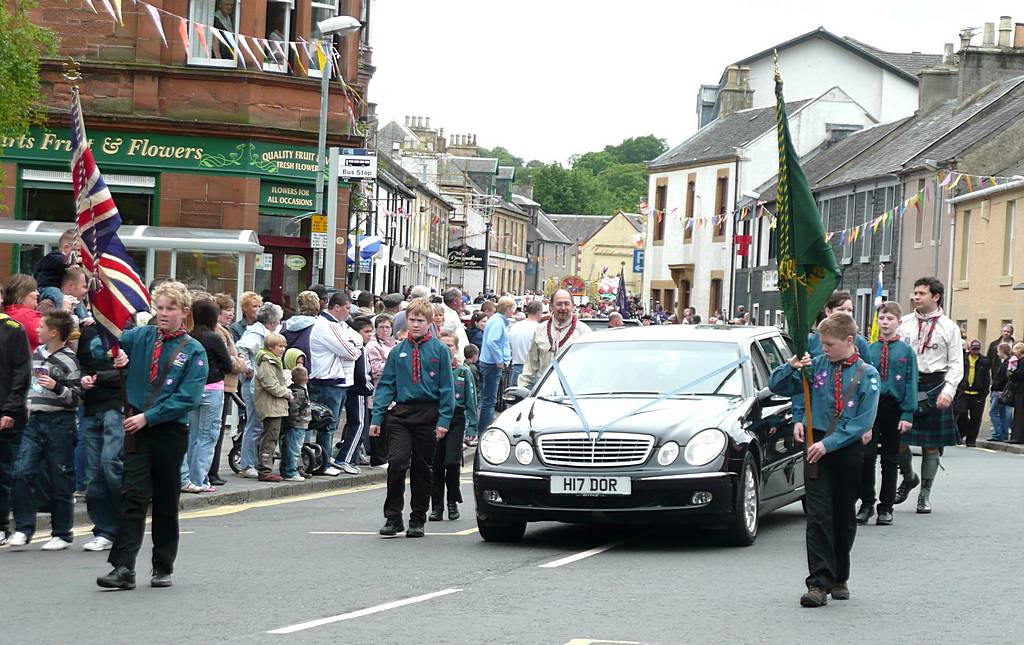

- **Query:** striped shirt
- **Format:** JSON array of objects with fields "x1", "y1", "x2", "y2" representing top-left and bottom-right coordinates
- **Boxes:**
[{"x1": 29, "y1": 345, "x2": 82, "y2": 413}]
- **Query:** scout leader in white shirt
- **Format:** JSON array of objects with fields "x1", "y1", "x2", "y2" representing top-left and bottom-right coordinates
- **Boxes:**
[
  {"x1": 895, "y1": 277, "x2": 963, "y2": 514},
  {"x1": 518, "y1": 290, "x2": 590, "y2": 388}
]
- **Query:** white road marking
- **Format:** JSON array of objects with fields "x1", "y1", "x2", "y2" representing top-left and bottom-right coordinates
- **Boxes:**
[
  {"x1": 309, "y1": 527, "x2": 479, "y2": 537},
  {"x1": 267, "y1": 588, "x2": 463, "y2": 634},
  {"x1": 539, "y1": 540, "x2": 625, "y2": 569}
]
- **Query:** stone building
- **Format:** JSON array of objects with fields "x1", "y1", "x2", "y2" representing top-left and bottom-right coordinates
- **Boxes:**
[{"x1": 1, "y1": 0, "x2": 373, "y2": 310}]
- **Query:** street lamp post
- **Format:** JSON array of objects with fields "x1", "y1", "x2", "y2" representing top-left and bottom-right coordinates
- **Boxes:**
[{"x1": 312, "y1": 15, "x2": 361, "y2": 285}]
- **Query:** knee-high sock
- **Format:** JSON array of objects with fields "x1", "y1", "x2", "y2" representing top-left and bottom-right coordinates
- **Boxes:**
[
  {"x1": 920, "y1": 452, "x2": 940, "y2": 489},
  {"x1": 898, "y1": 449, "x2": 914, "y2": 477}
]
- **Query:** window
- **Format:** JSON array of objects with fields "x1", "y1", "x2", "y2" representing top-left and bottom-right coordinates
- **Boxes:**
[
  {"x1": 752, "y1": 303, "x2": 759, "y2": 325},
  {"x1": 309, "y1": 1, "x2": 340, "y2": 77},
  {"x1": 684, "y1": 176, "x2": 695, "y2": 243},
  {"x1": 710, "y1": 278, "x2": 723, "y2": 318},
  {"x1": 750, "y1": 343, "x2": 770, "y2": 390},
  {"x1": 880, "y1": 186, "x2": 895, "y2": 258},
  {"x1": 653, "y1": 183, "x2": 667, "y2": 242},
  {"x1": 860, "y1": 190, "x2": 873, "y2": 262},
  {"x1": 959, "y1": 209, "x2": 971, "y2": 280},
  {"x1": 978, "y1": 319, "x2": 988, "y2": 347},
  {"x1": 263, "y1": 0, "x2": 294, "y2": 73},
  {"x1": 757, "y1": 338, "x2": 787, "y2": 373},
  {"x1": 843, "y1": 194, "x2": 855, "y2": 262},
  {"x1": 1004, "y1": 199, "x2": 1016, "y2": 276},
  {"x1": 188, "y1": 0, "x2": 240, "y2": 68},
  {"x1": 914, "y1": 178, "x2": 926, "y2": 244},
  {"x1": 714, "y1": 175, "x2": 729, "y2": 238}
]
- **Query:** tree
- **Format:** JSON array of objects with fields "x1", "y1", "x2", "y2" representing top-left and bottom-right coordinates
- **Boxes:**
[
  {"x1": 604, "y1": 135, "x2": 668, "y2": 164},
  {"x1": 0, "y1": 1, "x2": 58, "y2": 185}
]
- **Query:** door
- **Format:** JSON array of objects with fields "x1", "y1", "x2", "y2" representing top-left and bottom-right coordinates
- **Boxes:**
[
  {"x1": 747, "y1": 340, "x2": 798, "y2": 502},
  {"x1": 257, "y1": 245, "x2": 312, "y2": 318}
]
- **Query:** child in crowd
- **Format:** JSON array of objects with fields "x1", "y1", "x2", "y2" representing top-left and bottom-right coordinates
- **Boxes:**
[
  {"x1": 284, "y1": 365, "x2": 312, "y2": 481},
  {"x1": 858, "y1": 302, "x2": 918, "y2": 526},
  {"x1": 369, "y1": 298, "x2": 455, "y2": 538},
  {"x1": 768, "y1": 313, "x2": 880, "y2": 608},
  {"x1": 253, "y1": 332, "x2": 292, "y2": 483},
  {"x1": 7, "y1": 311, "x2": 82, "y2": 550},
  {"x1": 430, "y1": 332, "x2": 478, "y2": 522},
  {"x1": 463, "y1": 344, "x2": 482, "y2": 445},
  {"x1": 32, "y1": 228, "x2": 76, "y2": 310}
]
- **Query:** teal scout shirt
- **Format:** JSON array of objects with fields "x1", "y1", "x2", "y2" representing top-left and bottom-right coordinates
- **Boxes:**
[
  {"x1": 453, "y1": 362, "x2": 479, "y2": 436},
  {"x1": 370, "y1": 336, "x2": 456, "y2": 428},
  {"x1": 866, "y1": 337, "x2": 919, "y2": 423},
  {"x1": 120, "y1": 325, "x2": 208, "y2": 427}
]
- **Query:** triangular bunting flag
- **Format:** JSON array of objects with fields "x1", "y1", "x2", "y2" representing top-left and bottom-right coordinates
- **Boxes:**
[
  {"x1": 177, "y1": 18, "x2": 190, "y2": 52},
  {"x1": 143, "y1": 3, "x2": 167, "y2": 47},
  {"x1": 195, "y1": 22, "x2": 210, "y2": 57}
]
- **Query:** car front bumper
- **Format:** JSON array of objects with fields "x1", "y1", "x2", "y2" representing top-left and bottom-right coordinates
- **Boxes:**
[{"x1": 473, "y1": 469, "x2": 739, "y2": 525}]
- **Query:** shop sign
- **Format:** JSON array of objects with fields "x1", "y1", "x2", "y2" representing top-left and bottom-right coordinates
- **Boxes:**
[
  {"x1": 310, "y1": 215, "x2": 328, "y2": 233},
  {"x1": 2, "y1": 127, "x2": 329, "y2": 181},
  {"x1": 285, "y1": 255, "x2": 307, "y2": 271},
  {"x1": 255, "y1": 253, "x2": 273, "y2": 271},
  {"x1": 447, "y1": 246, "x2": 485, "y2": 270},
  {"x1": 260, "y1": 183, "x2": 315, "y2": 210},
  {"x1": 762, "y1": 269, "x2": 778, "y2": 292},
  {"x1": 632, "y1": 249, "x2": 645, "y2": 273},
  {"x1": 338, "y1": 148, "x2": 377, "y2": 181}
]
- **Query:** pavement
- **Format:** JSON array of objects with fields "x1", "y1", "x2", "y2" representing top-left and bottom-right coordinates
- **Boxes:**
[{"x1": 4, "y1": 443, "x2": 1024, "y2": 644}]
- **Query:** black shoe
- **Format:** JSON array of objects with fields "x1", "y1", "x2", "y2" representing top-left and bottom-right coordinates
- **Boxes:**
[
  {"x1": 966, "y1": 442, "x2": 977, "y2": 448},
  {"x1": 917, "y1": 495, "x2": 932, "y2": 514},
  {"x1": 406, "y1": 523, "x2": 425, "y2": 538},
  {"x1": 800, "y1": 586, "x2": 828, "y2": 607},
  {"x1": 831, "y1": 582, "x2": 850, "y2": 600},
  {"x1": 894, "y1": 473, "x2": 920, "y2": 505},
  {"x1": 448, "y1": 503, "x2": 460, "y2": 521},
  {"x1": 876, "y1": 510, "x2": 893, "y2": 525},
  {"x1": 855, "y1": 503, "x2": 874, "y2": 525},
  {"x1": 379, "y1": 519, "x2": 405, "y2": 536},
  {"x1": 151, "y1": 571, "x2": 172, "y2": 588},
  {"x1": 428, "y1": 508, "x2": 444, "y2": 522},
  {"x1": 97, "y1": 566, "x2": 136, "y2": 590},
  {"x1": 210, "y1": 477, "x2": 227, "y2": 486}
]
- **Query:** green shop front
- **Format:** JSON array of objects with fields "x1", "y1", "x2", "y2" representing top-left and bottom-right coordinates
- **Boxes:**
[{"x1": 0, "y1": 127, "x2": 348, "y2": 315}]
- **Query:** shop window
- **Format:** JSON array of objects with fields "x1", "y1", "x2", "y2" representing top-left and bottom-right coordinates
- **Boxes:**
[
  {"x1": 263, "y1": 0, "x2": 295, "y2": 73},
  {"x1": 188, "y1": 0, "x2": 241, "y2": 68},
  {"x1": 309, "y1": 0, "x2": 340, "y2": 77},
  {"x1": 176, "y1": 251, "x2": 239, "y2": 296},
  {"x1": 258, "y1": 212, "x2": 311, "y2": 239}
]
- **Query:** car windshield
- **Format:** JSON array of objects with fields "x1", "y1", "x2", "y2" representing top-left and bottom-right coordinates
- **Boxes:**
[{"x1": 535, "y1": 340, "x2": 743, "y2": 398}]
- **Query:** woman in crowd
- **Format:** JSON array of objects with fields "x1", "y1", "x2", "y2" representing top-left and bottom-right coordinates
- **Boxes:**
[
  {"x1": 363, "y1": 314, "x2": 395, "y2": 467},
  {"x1": 467, "y1": 311, "x2": 487, "y2": 349},
  {"x1": 989, "y1": 342, "x2": 1013, "y2": 442},
  {"x1": 235, "y1": 302, "x2": 284, "y2": 477},
  {"x1": 1008, "y1": 342, "x2": 1024, "y2": 444},
  {"x1": 230, "y1": 291, "x2": 262, "y2": 342},
  {"x1": 208, "y1": 293, "x2": 247, "y2": 486},
  {"x1": 282, "y1": 291, "x2": 321, "y2": 361},
  {"x1": 3, "y1": 275, "x2": 42, "y2": 351},
  {"x1": 180, "y1": 297, "x2": 235, "y2": 493}
]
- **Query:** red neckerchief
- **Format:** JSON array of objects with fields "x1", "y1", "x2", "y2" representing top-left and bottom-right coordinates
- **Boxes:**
[
  {"x1": 878, "y1": 337, "x2": 898, "y2": 380},
  {"x1": 832, "y1": 353, "x2": 860, "y2": 416},
  {"x1": 408, "y1": 331, "x2": 432, "y2": 384},
  {"x1": 915, "y1": 310, "x2": 942, "y2": 355},
  {"x1": 151, "y1": 327, "x2": 187, "y2": 382},
  {"x1": 547, "y1": 315, "x2": 577, "y2": 354}
]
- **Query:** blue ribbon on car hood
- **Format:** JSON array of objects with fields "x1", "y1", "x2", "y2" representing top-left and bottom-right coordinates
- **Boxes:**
[{"x1": 549, "y1": 355, "x2": 748, "y2": 442}]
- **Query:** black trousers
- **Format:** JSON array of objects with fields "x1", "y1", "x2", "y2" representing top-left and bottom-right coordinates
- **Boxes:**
[
  {"x1": 383, "y1": 403, "x2": 439, "y2": 524},
  {"x1": 431, "y1": 436, "x2": 462, "y2": 509},
  {"x1": 860, "y1": 397, "x2": 902, "y2": 512},
  {"x1": 805, "y1": 438, "x2": 863, "y2": 592},
  {"x1": 108, "y1": 422, "x2": 188, "y2": 574},
  {"x1": 955, "y1": 393, "x2": 986, "y2": 445}
]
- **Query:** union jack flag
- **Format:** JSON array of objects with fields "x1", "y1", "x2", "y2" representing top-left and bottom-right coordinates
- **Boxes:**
[{"x1": 71, "y1": 87, "x2": 150, "y2": 350}]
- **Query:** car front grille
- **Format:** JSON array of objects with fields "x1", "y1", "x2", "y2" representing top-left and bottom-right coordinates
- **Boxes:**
[{"x1": 536, "y1": 432, "x2": 656, "y2": 468}]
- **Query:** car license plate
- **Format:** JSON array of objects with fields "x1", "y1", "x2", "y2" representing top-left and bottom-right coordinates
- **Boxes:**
[{"x1": 550, "y1": 475, "x2": 631, "y2": 496}]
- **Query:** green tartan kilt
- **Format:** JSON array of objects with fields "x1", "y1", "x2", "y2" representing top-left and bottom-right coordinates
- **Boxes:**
[{"x1": 902, "y1": 403, "x2": 959, "y2": 447}]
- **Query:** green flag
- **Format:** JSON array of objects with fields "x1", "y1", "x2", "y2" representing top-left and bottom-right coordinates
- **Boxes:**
[{"x1": 772, "y1": 60, "x2": 840, "y2": 359}]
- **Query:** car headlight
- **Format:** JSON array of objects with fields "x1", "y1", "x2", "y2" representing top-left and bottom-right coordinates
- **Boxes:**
[
  {"x1": 684, "y1": 429, "x2": 727, "y2": 466},
  {"x1": 656, "y1": 441, "x2": 679, "y2": 466},
  {"x1": 514, "y1": 441, "x2": 534, "y2": 465},
  {"x1": 480, "y1": 429, "x2": 511, "y2": 465}
]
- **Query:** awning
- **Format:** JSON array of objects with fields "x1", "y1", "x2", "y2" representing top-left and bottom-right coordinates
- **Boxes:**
[
  {"x1": 0, "y1": 220, "x2": 263, "y2": 254},
  {"x1": 346, "y1": 235, "x2": 383, "y2": 264}
]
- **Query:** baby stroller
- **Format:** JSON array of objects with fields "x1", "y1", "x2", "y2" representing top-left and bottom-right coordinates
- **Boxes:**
[
  {"x1": 227, "y1": 392, "x2": 326, "y2": 476},
  {"x1": 305, "y1": 401, "x2": 335, "y2": 475}
]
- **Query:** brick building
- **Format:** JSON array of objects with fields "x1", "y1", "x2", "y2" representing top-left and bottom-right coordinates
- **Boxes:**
[{"x1": 0, "y1": 0, "x2": 373, "y2": 312}]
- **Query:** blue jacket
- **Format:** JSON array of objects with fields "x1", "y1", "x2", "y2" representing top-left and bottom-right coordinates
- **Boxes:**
[
  {"x1": 807, "y1": 331, "x2": 871, "y2": 360},
  {"x1": 768, "y1": 355, "x2": 880, "y2": 453},
  {"x1": 480, "y1": 313, "x2": 510, "y2": 364},
  {"x1": 120, "y1": 326, "x2": 208, "y2": 427},
  {"x1": 866, "y1": 338, "x2": 919, "y2": 423}
]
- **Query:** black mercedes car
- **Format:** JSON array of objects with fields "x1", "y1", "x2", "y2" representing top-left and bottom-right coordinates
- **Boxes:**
[{"x1": 473, "y1": 324, "x2": 805, "y2": 546}]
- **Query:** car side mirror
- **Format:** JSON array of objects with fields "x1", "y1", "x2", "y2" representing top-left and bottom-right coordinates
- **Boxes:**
[
  {"x1": 758, "y1": 388, "x2": 791, "y2": 408},
  {"x1": 503, "y1": 386, "x2": 530, "y2": 405}
]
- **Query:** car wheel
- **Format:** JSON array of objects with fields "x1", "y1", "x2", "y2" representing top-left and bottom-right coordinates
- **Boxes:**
[
  {"x1": 726, "y1": 453, "x2": 759, "y2": 546},
  {"x1": 477, "y1": 516, "x2": 526, "y2": 542},
  {"x1": 228, "y1": 445, "x2": 242, "y2": 474}
]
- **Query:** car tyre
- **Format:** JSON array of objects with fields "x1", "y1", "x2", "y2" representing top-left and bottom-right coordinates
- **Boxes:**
[
  {"x1": 477, "y1": 516, "x2": 526, "y2": 542},
  {"x1": 725, "y1": 453, "x2": 759, "y2": 546}
]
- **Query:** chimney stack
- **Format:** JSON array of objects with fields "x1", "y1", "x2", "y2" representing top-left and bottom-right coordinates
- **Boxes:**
[
  {"x1": 472, "y1": 134, "x2": 477, "y2": 145},
  {"x1": 1016, "y1": 22, "x2": 1024, "y2": 48},
  {"x1": 943, "y1": 43, "x2": 954, "y2": 65},
  {"x1": 718, "y1": 64, "x2": 754, "y2": 118},
  {"x1": 983, "y1": 22, "x2": 996, "y2": 46},
  {"x1": 404, "y1": 116, "x2": 410, "y2": 126},
  {"x1": 425, "y1": 116, "x2": 431, "y2": 128},
  {"x1": 999, "y1": 16, "x2": 1013, "y2": 47}
]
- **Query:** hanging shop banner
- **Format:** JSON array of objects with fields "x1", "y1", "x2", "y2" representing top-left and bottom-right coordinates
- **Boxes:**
[
  {"x1": 260, "y1": 182, "x2": 315, "y2": 211},
  {"x1": 2, "y1": 127, "x2": 334, "y2": 182},
  {"x1": 447, "y1": 246, "x2": 486, "y2": 270}
]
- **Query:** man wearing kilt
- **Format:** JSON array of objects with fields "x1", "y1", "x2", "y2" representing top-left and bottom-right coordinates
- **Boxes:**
[{"x1": 895, "y1": 277, "x2": 964, "y2": 514}]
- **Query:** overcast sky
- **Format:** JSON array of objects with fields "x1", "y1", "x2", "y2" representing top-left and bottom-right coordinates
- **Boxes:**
[{"x1": 369, "y1": 0, "x2": 1017, "y2": 165}]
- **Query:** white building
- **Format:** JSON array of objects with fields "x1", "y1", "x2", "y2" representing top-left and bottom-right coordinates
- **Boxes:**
[{"x1": 644, "y1": 82, "x2": 876, "y2": 320}]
